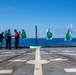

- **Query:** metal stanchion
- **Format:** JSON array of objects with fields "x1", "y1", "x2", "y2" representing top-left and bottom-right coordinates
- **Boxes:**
[{"x1": 35, "y1": 26, "x2": 38, "y2": 46}]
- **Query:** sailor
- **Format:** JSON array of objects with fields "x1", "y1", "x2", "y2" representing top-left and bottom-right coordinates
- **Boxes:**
[
  {"x1": 14, "y1": 29, "x2": 20, "y2": 49},
  {"x1": 0, "y1": 32, "x2": 4, "y2": 48},
  {"x1": 6, "y1": 29, "x2": 12, "y2": 49},
  {"x1": 5, "y1": 30, "x2": 8, "y2": 49}
]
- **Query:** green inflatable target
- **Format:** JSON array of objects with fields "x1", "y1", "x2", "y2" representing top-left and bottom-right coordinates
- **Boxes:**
[
  {"x1": 65, "y1": 29, "x2": 72, "y2": 41},
  {"x1": 21, "y1": 29, "x2": 26, "y2": 40},
  {"x1": 46, "y1": 28, "x2": 52, "y2": 40}
]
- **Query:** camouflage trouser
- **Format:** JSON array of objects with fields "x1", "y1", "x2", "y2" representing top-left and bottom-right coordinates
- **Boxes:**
[
  {"x1": 0, "y1": 41, "x2": 2, "y2": 48},
  {"x1": 14, "y1": 39, "x2": 19, "y2": 49}
]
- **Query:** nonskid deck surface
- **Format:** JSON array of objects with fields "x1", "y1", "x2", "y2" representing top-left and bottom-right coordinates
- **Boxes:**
[{"x1": 0, "y1": 47, "x2": 76, "y2": 75}]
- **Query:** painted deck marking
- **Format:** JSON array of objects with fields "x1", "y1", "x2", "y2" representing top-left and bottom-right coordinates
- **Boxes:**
[
  {"x1": 26, "y1": 48, "x2": 50, "y2": 75},
  {"x1": 0, "y1": 70, "x2": 13, "y2": 74},
  {"x1": 34, "y1": 48, "x2": 42, "y2": 75},
  {"x1": 64, "y1": 68, "x2": 76, "y2": 72},
  {"x1": 9, "y1": 59, "x2": 26, "y2": 62},
  {"x1": 50, "y1": 58, "x2": 68, "y2": 61}
]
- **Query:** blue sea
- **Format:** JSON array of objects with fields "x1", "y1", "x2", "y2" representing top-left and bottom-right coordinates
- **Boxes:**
[{"x1": 2, "y1": 38, "x2": 76, "y2": 47}]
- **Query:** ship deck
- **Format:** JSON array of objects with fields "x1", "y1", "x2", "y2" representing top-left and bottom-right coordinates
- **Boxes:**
[{"x1": 0, "y1": 47, "x2": 76, "y2": 75}]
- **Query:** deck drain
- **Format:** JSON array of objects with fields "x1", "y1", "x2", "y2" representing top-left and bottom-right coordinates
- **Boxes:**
[
  {"x1": 36, "y1": 68, "x2": 40, "y2": 70},
  {"x1": 22, "y1": 72, "x2": 27, "y2": 75}
]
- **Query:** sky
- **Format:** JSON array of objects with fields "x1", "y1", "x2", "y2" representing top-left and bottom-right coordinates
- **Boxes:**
[{"x1": 0, "y1": 0, "x2": 76, "y2": 38}]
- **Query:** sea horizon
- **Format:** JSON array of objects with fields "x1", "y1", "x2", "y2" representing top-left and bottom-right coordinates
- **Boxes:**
[{"x1": 2, "y1": 38, "x2": 76, "y2": 47}]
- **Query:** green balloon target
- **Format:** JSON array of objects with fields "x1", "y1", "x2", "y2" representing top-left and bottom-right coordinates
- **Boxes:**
[
  {"x1": 21, "y1": 29, "x2": 26, "y2": 40},
  {"x1": 65, "y1": 29, "x2": 72, "y2": 41},
  {"x1": 46, "y1": 28, "x2": 52, "y2": 40}
]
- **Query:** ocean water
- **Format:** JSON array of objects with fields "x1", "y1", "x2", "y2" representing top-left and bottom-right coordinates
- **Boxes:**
[{"x1": 2, "y1": 38, "x2": 76, "y2": 47}]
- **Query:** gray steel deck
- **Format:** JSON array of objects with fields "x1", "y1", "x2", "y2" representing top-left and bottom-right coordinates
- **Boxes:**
[{"x1": 0, "y1": 47, "x2": 76, "y2": 75}]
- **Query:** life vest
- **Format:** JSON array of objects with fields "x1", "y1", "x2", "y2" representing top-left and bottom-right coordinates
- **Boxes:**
[
  {"x1": 5, "y1": 32, "x2": 8, "y2": 40},
  {"x1": 14, "y1": 32, "x2": 19, "y2": 39}
]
